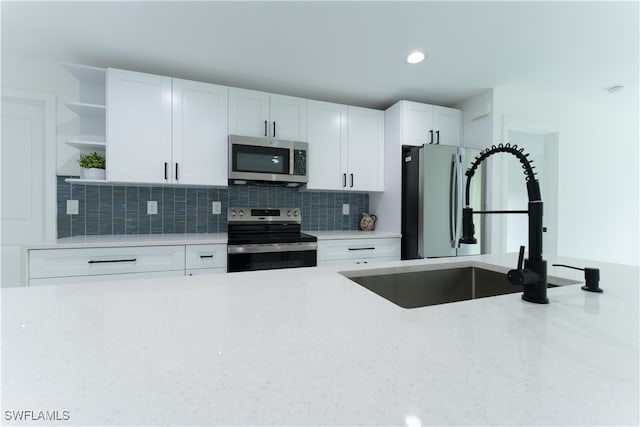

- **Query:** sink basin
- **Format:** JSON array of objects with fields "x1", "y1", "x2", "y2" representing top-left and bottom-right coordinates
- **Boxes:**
[{"x1": 341, "y1": 266, "x2": 580, "y2": 309}]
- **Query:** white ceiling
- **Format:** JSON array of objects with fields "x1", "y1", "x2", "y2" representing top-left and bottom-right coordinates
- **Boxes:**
[{"x1": 2, "y1": 1, "x2": 638, "y2": 109}]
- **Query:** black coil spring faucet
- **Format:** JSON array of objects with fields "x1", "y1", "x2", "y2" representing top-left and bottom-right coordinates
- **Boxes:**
[{"x1": 460, "y1": 143, "x2": 549, "y2": 304}]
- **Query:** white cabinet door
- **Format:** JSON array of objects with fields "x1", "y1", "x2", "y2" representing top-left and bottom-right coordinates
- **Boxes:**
[
  {"x1": 107, "y1": 68, "x2": 172, "y2": 184},
  {"x1": 307, "y1": 100, "x2": 348, "y2": 190},
  {"x1": 347, "y1": 106, "x2": 384, "y2": 191},
  {"x1": 228, "y1": 87, "x2": 270, "y2": 138},
  {"x1": 433, "y1": 106, "x2": 462, "y2": 146},
  {"x1": 269, "y1": 94, "x2": 307, "y2": 141},
  {"x1": 402, "y1": 101, "x2": 434, "y2": 146},
  {"x1": 229, "y1": 88, "x2": 308, "y2": 141},
  {"x1": 172, "y1": 79, "x2": 228, "y2": 186}
]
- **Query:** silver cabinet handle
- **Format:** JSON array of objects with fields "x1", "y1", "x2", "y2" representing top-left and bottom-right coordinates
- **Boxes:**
[
  {"x1": 350, "y1": 173, "x2": 354, "y2": 188},
  {"x1": 200, "y1": 255, "x2": 214, "y2": 259},
  {"x1": 343, "y1": 173, "x2": 347, "y2": 187},
  {"x1": 273, "y1": 121, "x2": 276, "y2": 138},
  {"x1": 264, "y1": 120, "x2": 268, "y2": 137},
  {"x1": 348, "y1": 247, "x2": 375, "y2": 251}
]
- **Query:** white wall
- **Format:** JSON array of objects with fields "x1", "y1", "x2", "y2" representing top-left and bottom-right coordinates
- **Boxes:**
[
  {"x1": 492, "y1": 85, "x2": 639, "y2": 265},
  {"x1": 2, "y1": 54, "x2": 84, "y2": 175}
]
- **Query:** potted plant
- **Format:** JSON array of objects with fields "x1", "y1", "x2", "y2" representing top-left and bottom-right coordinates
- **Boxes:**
[{"x1": 78, "y1": 152, "x2": 106, "y2": 180}]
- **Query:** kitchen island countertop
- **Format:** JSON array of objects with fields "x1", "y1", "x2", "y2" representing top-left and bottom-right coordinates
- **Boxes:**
[{"x1": 2, "y1": 253, "x2": 638, "y2": 426}]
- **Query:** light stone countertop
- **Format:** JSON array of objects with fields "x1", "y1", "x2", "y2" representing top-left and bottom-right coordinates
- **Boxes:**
[
  {"x1": 28, "y1": 233, "x2": 229, "y2": 249},
  {"x1": 311, "y1": 230, "x2": 401, "y2": 239},
  {"x1": 2, "y1": 253, "x2": 638, "y2": 426},
  {"x1": 26, "y1": 230, "x2": 400, "y2": 250}
]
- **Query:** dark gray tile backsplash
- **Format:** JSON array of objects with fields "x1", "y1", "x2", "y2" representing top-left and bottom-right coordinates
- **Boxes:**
[{"x1": 57, "y1": 177, "x2": 369, "y2": 238}]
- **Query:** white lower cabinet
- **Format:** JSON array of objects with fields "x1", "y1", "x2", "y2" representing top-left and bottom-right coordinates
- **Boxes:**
[
  {"x1": 28, "y1": 243, "x2": 228, "y2": 285},
  {"x1": 317, "y1": 237, "x2": 400, "y2": 267},
  {"x1": 185, "y1": 244, "x2": 227, "y2": 275}
]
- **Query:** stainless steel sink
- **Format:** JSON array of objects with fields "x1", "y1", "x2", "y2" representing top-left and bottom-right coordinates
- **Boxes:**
[{"x1": 341, "y1": 266, "x2": 580, "y2": 309}]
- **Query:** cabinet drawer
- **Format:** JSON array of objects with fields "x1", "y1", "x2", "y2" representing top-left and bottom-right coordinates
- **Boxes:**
[
  {"x1": 185, "y1": 244, "x2": 227, "y2": 270},
  {"x1": 29, "y1": 246, "x2": 185, "y2": 279},
  {"x1": 317, "y1": 238, "x2": 400, "y2": 261}
]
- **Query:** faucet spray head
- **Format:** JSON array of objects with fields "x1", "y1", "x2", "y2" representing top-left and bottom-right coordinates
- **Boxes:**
[{"x1": 460, "y1": 207, "x2": 477, "y2": 244}]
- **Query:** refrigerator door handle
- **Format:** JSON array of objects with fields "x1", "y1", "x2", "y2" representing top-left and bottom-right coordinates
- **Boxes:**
[{"x1": 449, "y1": 155, "x2": 457, "y2": 248}]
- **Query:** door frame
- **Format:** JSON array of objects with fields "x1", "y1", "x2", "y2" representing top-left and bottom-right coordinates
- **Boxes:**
[
  {"x1": 491, "y1": 115, "x2": 559, "y2": 255},
  {"x1": 1, "y1": 88, "x2": 57, "y2": 241}
]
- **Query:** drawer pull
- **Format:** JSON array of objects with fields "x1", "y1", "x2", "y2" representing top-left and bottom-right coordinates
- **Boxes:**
[
  {"x1": 200, "y1": 255, "x2": 214, "y2": 259},
  {"x1": 88, "y1": 258, "x2": 137, "y2": 264},
  {"x1": 348, "y1": 247, "x2": 375, "y2": 251}
]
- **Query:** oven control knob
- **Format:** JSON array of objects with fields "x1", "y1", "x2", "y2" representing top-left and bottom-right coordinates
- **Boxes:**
[
  {"x1": 238, "y1": 210, "x2": 244, "y2": 217},
  {"x1": 287, "y1": 210, "x2": 292, "y2": 217},
  {"x1": 230, "y1": 210, "x2": 236, "y2": 217},
  {"x1": 293, "y1": 210, "x2": 299, "y2": 217}
]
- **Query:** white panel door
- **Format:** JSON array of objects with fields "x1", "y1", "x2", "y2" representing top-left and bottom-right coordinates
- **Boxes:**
[
  {"x1": 307, "y1": 100, "x2": 347, "y2": 190},
  {"x1": 269, "y1": 94, "x2": 308, "y2": 141},
  {"x1": 433, "y1": 106, "x2": 462, "y2": 146},
  {"x1": 107, "y1": 68, "x2": 172, "y2": 184},
  {"x1": 172, "y1": 79, "x2": 229, "y2": 186},
  {"x1": 402, "y1": 101, "x2": 433, "y2": 145},
  {"x1": 228, "y1": 87, "x2": 270, "y2": 138},
  {"x1": 347, "y1": 106, "x2": 384, "y2": 191},
  {"x1": 1, "y1": 92, "x2": 55, "y2": 287}
]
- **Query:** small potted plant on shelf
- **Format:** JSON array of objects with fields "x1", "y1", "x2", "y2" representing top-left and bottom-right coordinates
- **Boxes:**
[{"x1": 78, "y1": 152, "x2": 106, "y2": 180}]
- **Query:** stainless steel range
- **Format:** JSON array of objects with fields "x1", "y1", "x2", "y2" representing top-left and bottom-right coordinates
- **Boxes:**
[{"x1": 226, "y1": 207, "x2": 317, "y2": 272}]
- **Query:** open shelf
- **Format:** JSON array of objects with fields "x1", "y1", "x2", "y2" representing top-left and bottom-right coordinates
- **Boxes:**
[
  {"x1": 67, "y1": 102, "x2": 106, "y2": 117},
  {"x1": 65, "y1": 140, "x2": 106, "y2": 151},
  {"x1": 63, "y1": 63, "x2": 106, "y2": 85}
]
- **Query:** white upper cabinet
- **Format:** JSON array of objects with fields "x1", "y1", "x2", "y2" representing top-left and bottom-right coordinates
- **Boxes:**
[
  {"x1": 307, "y1": 101, "x2": 348, "y2": 190},
  {"x1": 402, "y1": 101, "x2": 434, "y2": 146},
  {"x1": 307, "y1": 101, "x2": 384, "y2": 191},
  {"x1": 107, "y1": 68, "x2": 172, "y2": 184},
  {"x1": 269, "y1": 94, "x2": 308, "y2": 141},
  {"x1": 395, "y1": 100, "x2": 462, "y2": 147},
  {"x1": 229, "y1": 88, "x2": 307, "y2": 141},
  {"x1": 433, "y1": 105, "x2": 462, "y2": 147},
  {"x1": 107, "y1": 69, "x2": 229, "y2": 186},
  {"x1": 172, "y1": 79, "x2": 228, "y2": 186},
  {"x1": 347, "y1": 106, "x2": 384, "y2": 191}
]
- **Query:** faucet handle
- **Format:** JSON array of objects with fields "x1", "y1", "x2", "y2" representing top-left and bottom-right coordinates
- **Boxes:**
[{"x1": 517, "y1": 245, "x2": 525, "y2": 270}]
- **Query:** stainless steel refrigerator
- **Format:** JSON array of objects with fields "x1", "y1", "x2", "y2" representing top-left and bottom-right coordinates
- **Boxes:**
[{"x1": 401, "y1": 144, "x2": 483, "y2": 259}]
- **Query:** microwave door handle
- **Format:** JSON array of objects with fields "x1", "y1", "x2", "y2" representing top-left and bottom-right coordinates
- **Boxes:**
[{"x1": 289, "y1": 147, "x2": 294, "y2": 175}]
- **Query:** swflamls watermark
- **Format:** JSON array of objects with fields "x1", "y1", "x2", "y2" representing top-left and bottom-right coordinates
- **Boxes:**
[{"x1": 4, "y1": 410, "x2": 70, "y2": 422}]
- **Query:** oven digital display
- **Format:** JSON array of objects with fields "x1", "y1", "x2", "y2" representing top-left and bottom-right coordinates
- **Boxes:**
[{"x1": 251, "y1": 209, "x2": 280, "y2": 217}]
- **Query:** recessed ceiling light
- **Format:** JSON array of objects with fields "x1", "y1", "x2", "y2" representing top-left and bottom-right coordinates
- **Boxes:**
[
  {"x1": 406, "y1": 51, "x2": 426, "y2": 64},
  {"x1": 606, "y1": 85, "x2": 624, "y2": 94}
]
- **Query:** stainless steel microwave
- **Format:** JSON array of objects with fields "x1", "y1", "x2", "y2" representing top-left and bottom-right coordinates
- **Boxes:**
[{"x1": 228, "y1": 135, "x2": 308, "y2": 186}]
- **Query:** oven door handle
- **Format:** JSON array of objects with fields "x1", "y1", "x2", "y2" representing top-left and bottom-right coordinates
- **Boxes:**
[{"x1": 227, "y1": 242, "x2": 318, "y2": 254}]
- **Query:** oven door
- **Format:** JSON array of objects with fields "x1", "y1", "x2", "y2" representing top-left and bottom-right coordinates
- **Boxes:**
[{"x1": 227, "y1": 242, "x2": 317, "y2": 272}]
